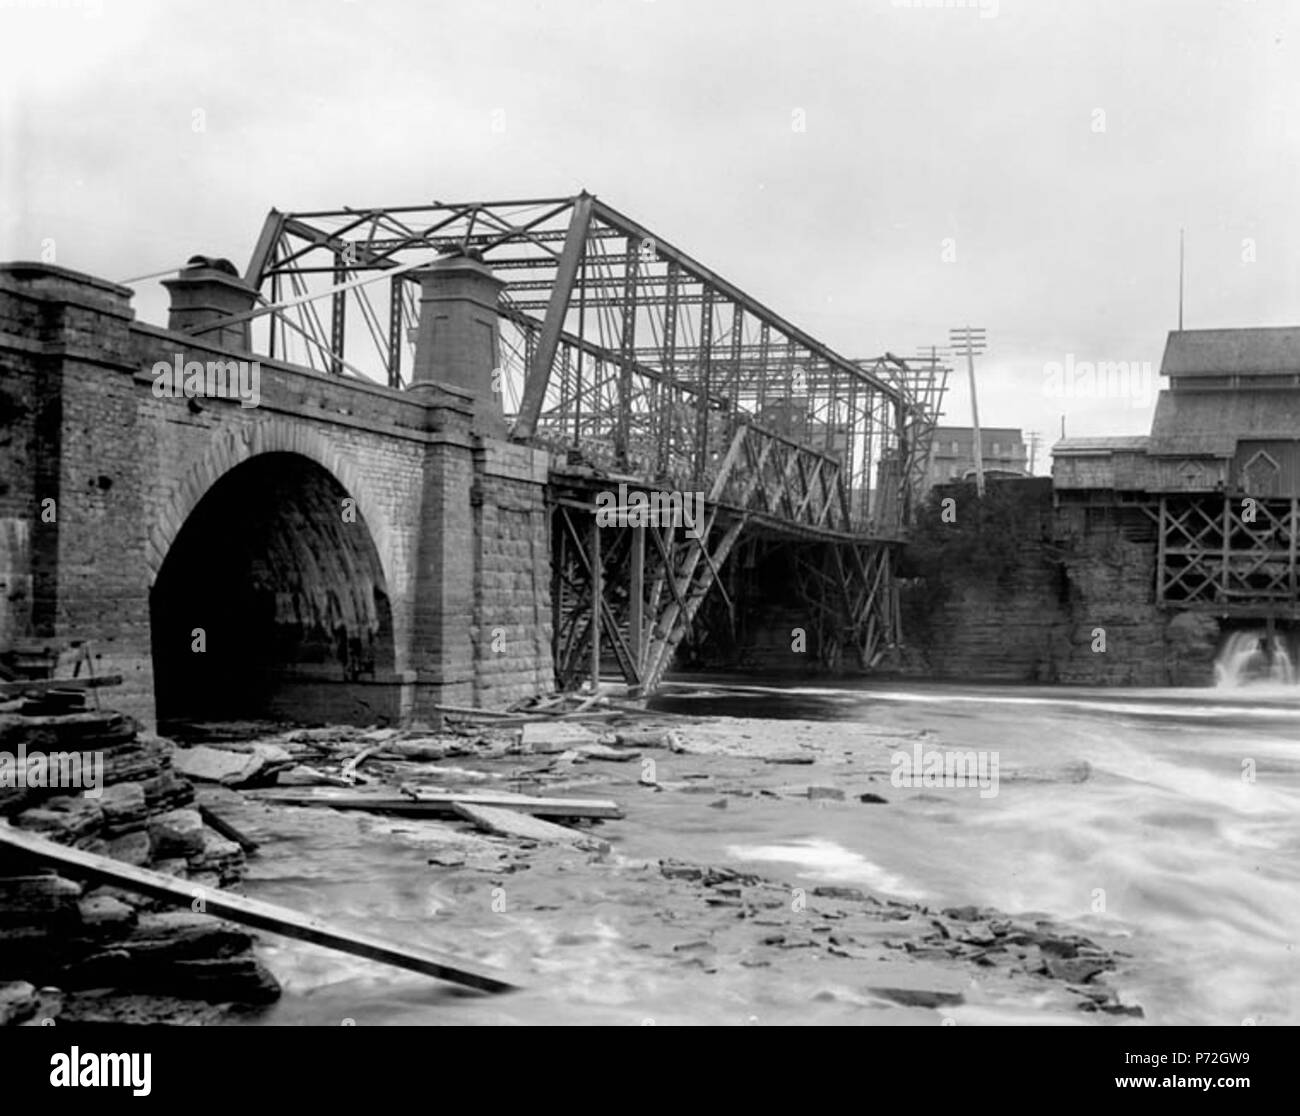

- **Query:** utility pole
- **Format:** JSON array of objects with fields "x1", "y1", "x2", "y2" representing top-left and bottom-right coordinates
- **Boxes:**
[{"x1": 949, "y1": 325, "x2": 988, "y2": 497}]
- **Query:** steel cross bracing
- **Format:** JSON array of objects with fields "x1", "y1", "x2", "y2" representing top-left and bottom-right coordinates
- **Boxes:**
[
  {"x1": 236, "y1": 195, "x2": 943, "y2": 691},
  {"x1": 860, "y1": 353, "x2": 951, "y2": 527},
  {"x1": 239, "y1": 194, "x2": 934, "y2": 535}
]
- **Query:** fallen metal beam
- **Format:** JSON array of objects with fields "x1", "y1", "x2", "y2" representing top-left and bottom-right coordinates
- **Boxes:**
[{"x1": 0, "y1": 822, "x2": 518, "y2": 995}]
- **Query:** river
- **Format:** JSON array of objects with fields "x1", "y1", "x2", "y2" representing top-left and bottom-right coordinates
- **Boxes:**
[
  {"x1": 651, "y1": 678, "x2": 1300, "y2": 1026},
  {"x1": 238, "y1": 677, "x2": 1300, "y2": 1026}
]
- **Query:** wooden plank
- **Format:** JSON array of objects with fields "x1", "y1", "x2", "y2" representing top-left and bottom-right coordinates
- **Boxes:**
[
  {"x1": 197, "y1": 805, "x2": 259, "y2": 855},
  {"x1": 0, "y1": 822, "x2": 518, "y2": 994},
  {"x1": 260, "y1": 788, "x2": 624, "y2": 820},
  {"x1": 451, "y1": 802, "x2": 610, "y2": 853},
  {"x1": 1290, "y1": 496, "x2": 1298, "y2": 602},
  {"x1": 0, "y1": 674, "x2": 122, "y2": 698},
  {"x1": 339, "y1": 744, "x2": 381, "y2": 785},
  {"x1": 432, "y1": 703, "x2": 529, "y2": 719},
  {"x1": 1156, "y1": 495, "x2": 1167, "y2": 604}
]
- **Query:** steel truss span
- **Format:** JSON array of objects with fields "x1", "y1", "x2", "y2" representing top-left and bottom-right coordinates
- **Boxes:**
[
  {"x1": 237, "y1": 194, "x2": 946, "y2": 691},
  {"x1": 241, "y1": 193, "x2": 946, "y2": 538}
]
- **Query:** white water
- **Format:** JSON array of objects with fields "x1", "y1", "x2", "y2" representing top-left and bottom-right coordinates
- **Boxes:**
[
  {"x1": 239, "y1": 669, "x2": 1300, "y2": 1026},
  {"x1": 1215, "y1": 628, "x2": 1297, "y2": 687},
  {"x1": 655, "y1": 678, "x2": 1300, "y2": 1025}
]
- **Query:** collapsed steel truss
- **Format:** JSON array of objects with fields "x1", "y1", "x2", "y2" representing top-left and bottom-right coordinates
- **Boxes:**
[{"x1": 238, "y1": 194, "x2": 943, "y2": 690}]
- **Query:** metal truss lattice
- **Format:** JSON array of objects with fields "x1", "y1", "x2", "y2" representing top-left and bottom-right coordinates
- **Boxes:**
[{"x1": 238, "y1": 193, "x2": 939, "y2": 535}]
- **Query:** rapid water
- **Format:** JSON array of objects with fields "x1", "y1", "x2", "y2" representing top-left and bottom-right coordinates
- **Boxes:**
[
  {"x1": 237, "y1": 671, "x2": 1300, "y2": 1026},
  {"x1": 651, "y1": 677, "x2": 1300, "y2": 1025},
  {"x1": 1216, "y1": 628, "x2": 1297, "y2": 687}
]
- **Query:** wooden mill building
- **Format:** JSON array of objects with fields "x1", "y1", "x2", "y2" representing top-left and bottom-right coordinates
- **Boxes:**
[{"x1": 1053, "y1": 327, "x2": 1300, "y2": 620}]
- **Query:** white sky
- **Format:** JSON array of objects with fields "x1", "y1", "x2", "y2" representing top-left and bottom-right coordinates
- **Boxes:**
[{"x1": 3, "y1": 0, "x2": 1298, "y2": 469}]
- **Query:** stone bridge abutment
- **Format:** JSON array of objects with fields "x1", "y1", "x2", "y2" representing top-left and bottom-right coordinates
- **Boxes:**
[{"x1": 0, "y1": 261, "x2": 553, "y2": 727}]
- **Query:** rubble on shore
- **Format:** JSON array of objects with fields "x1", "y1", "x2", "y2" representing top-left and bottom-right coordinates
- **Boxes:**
[
  {"x1": 0, "y1": 700, "x2": 278, "y2": 1026},
  {"x1": 1, "y1": 689, "x2": 1144, "y2": 1025}
]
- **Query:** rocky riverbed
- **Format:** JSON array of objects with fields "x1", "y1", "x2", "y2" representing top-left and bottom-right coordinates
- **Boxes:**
[{"x1": 4, "y1": 697, "x2": 1154, "y2": 1026}]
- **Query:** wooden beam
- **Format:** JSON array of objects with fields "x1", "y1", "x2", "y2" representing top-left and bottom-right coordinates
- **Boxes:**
[
  {"x1": 0, "y1": 674, "x2": 122, "y2": 697},
  {"x1": 1156, "y1": 495, "x2": 1167, "y2": 604},
  {"x1": 1291, "y1": 496, "x2": 1298, "y2": 602},
  {"x1": 261, "y1": 789, "x2": 624, "y2": 820},
  {"x1": 451, "y1": 802, "x2": 610, "y2": 853},
  {"x1": 1222, "y1": 495, "x2": 1232, "y2": 597},
  {"x1": 0, "y1": 822, "x2": 518, "y2": 994},
  {"x1": 197, "y1": 805, "x2": 259, "y2": 855}
]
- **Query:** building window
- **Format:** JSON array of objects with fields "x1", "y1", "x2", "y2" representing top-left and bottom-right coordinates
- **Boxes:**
[{"x1": 1242, "y1": 450, "x2": 1281, "y2": 497}]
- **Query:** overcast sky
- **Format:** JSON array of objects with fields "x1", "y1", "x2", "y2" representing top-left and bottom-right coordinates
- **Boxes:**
[{"x1": 4, "y1": 0, "x2": 1298, "y2": 469}]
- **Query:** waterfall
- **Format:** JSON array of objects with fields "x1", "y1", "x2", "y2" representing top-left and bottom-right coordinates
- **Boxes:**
[{"x1": 1214, "y1": 629, "x2": 1297, "y2": 688}]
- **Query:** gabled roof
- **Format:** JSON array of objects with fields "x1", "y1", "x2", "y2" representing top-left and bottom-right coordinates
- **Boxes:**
[{"x1": 1160, "y1": 327, "x2": 1300, "y2": 378}]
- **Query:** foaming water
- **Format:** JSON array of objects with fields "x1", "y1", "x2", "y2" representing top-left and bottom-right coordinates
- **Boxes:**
[
  {"x1": 243, "y1": 676, "x2": 1300, "y2": 1026},
  {"x1": 728, "y1": 837, "x2": 927, "y2": 899},
  {"x1": 1215, "y1": 628, "x2": 1297, "y2": 688},
  {"x1": 694, "y1": 678, "x2": 1300, "y2": 1025}
]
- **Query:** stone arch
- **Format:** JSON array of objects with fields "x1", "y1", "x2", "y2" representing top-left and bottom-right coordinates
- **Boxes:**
[{"x1": 146, "y1": 417, "x2": 395, "y2": 589}]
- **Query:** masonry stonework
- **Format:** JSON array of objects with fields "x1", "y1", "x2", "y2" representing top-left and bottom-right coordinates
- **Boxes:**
[{"x1": 0, "y1": 262, "x2": 554, "y2": 727}]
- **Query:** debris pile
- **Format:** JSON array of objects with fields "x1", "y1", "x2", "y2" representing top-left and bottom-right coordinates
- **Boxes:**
[{"x1": 0, "y1": 699, "x2": 279, "y2": 1025}]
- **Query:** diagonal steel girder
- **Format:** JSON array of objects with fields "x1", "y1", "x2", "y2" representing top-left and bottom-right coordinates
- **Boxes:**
[{"x1": 512, "y1": 192, "x2": 594, "y2": 440}]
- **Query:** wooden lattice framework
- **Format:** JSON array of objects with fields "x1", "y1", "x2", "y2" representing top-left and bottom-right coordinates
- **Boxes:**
[{"x1": 1156, "y1": 494, "x2": 1300, "y2": 615}]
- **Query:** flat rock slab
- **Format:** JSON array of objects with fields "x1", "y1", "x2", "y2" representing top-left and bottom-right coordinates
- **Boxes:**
[
  {"x1": 173, "y1": 746, "x2": 263, "y2": 786},
  {"x1": 0, "y1": 981, "x2": 38, "y2": 1026},
  {"x1": 520, "y1": 723, "x2": 600, "y2": 754},
  {"x1": 858, "y1": 959, "x2": 969, "y2": 1009},
  {"x1": 611, "y1": 729, "x2": 678, "y2": 750},
  {"x1": 451, "y1": 802, "x2": 611, "y2": 854},
  {"x1": 807, "y1": 786, "x2": 845, "y2": 801}
]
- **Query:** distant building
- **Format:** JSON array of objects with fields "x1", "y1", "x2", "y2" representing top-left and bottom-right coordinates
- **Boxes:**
[
  {"x1": 1053, "y1": 327, "x2": 1300, "y2": 497},
  {"x1": 1052, "y1": 326, "x2": 1300, "y2": 614},
  {"x1": 926, "y1": 426, "x2": 1029, "y2": 490}
]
